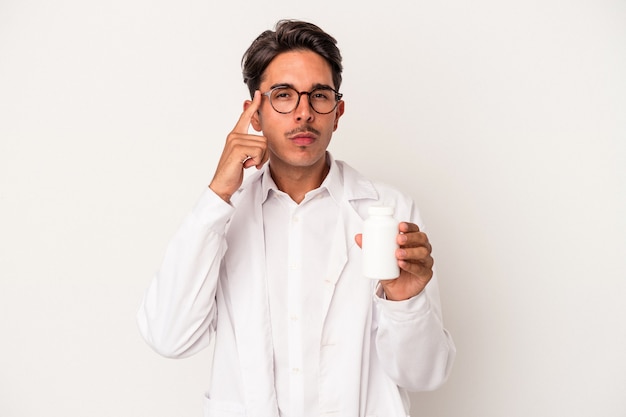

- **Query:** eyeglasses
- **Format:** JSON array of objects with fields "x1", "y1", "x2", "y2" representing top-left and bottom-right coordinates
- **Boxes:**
[{"x1": 261, "y1": 86, "x2": 343, "y2": 114}]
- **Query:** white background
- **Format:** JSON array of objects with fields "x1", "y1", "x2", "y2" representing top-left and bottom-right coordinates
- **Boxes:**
[{"x1": 1, "y1": 0, "x2": 625, "y2": 416}]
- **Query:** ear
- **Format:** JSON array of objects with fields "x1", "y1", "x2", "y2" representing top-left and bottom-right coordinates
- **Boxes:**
[
  {"x1": 244, "y1": 100, "x2": 263, "y2": 132},
  {"x1": 332, "y1": 100, "x2": 345, "y2": 132}
]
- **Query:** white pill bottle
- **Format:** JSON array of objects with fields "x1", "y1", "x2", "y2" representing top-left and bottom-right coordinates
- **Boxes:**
[{"x1": 362, "y1": 205, "x2": 400, "y2": 279}]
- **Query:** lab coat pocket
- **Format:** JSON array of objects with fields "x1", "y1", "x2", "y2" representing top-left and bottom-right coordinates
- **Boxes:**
[{"x1": 203, "y1": 392, "x2": 246, "y2": 417}]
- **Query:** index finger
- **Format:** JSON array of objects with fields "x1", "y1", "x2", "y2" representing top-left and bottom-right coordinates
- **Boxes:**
[
  {"x1": 399, "y1": 222, "x2": 420, "y2": 233},
  {"x1": 233, "y1": 90, "x2": 262, "y2": 134}
]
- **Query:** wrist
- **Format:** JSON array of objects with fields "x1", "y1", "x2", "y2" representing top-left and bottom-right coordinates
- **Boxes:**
[{"x1": 208, "y1": 183, "x2": 232, "y2": 203}]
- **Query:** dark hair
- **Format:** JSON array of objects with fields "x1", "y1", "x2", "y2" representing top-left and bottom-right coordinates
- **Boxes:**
[{"x1": 241, "y1": 20, "x2": 343, "y2": 97}]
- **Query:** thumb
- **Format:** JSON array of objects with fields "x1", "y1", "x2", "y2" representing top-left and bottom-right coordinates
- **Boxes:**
[{"x1": 354, "y1": 233, "x2": 363, "y2": 249}]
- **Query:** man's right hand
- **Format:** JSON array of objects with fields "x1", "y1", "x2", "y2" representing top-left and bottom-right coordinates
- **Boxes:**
[{"x1": 209, "y1": 90, "x2": 269, "y2": 203}]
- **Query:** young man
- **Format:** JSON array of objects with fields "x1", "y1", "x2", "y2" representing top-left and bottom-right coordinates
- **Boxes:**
[{"x1": 138, "y1": 20, "x2": 455, "y2": 417}]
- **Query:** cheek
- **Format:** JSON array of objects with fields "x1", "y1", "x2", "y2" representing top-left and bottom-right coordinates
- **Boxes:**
[{"x1": 255, "y1": 108, "x2": 285, "y2": 133}]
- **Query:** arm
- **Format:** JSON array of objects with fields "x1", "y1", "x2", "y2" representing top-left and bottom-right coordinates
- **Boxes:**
[
  {"x1": 136, "y1": 190, "x2": 233, "y2": 358},
  {"x1": 356, "y1": 203, "x2": 456, "y2": 391},
  {"x1": 137, "y1": 91, "x2": 268, "y2": 358},
  {"x1": 374, "y1": 272, "x2": 455, "y2": 391}
]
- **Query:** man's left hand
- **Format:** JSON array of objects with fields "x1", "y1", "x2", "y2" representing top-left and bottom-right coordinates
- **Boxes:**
[{"x1": 355, "y1": 222, "x2": 434, "y2": 301}]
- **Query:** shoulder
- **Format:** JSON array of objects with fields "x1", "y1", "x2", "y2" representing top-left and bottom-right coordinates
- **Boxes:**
[{"x1": 335, "y1": 159, "x2": 416, "y2": 220}]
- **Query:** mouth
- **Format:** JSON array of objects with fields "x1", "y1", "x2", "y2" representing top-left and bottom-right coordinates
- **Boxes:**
[
  {"x1": 287, "y1": 127, "x2": 320, "y2": 146},
  {"x1": 290, "y1": 134, "x2": 316, "y2": 146}
]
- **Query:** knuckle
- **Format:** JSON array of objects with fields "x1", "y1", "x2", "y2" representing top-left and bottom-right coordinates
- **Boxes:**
[{"x1": 414, "y1": 246, "x2": 431, "y2": 259}]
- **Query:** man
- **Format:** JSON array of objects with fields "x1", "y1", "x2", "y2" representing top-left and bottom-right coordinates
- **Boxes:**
[{"x1": 138, "y1": 19, "x2": 455, "y2": 417}]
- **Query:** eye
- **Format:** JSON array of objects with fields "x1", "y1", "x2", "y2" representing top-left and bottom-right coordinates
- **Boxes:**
[
  {"x1": 272, "y1": 88, "x2": 295, "y2": 100},
  {"x1": 311, "y1": 89, "x2": 332, "y2": 101}
]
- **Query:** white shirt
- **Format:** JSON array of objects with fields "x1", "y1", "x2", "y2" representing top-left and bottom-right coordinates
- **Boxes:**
[{"x1": 262, "y1": 163, "x2": 342, "y2": 417}]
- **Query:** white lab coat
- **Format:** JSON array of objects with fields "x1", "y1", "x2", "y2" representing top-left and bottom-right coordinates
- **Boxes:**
[{"x1": 137, "y1": 158, "x2": 455, "y2": 417}]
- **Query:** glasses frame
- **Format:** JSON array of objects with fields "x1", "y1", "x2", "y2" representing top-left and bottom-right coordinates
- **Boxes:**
[{"x1": 261, "y1": 86, "x2": 343, "y2": 115}]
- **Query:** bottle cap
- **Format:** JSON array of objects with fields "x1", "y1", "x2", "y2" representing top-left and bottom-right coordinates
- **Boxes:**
[{"x1": 368, "y1": 205, "x2": 395, "y2": 216}]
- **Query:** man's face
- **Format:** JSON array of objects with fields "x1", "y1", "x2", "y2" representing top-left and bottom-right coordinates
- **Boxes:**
[{"x1": 248, "y1": 50, "x2": 345, "y2": 172}]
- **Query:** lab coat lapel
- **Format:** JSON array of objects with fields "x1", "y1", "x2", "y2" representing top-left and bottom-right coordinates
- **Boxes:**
[
  {"x1": 225, "y1": 172, "x2": 278, "y2": 417},
  {"x1": 319, "y1": 160, "x2": 380, "y2": 325},
  {"x1": 319, "y1": 188, "x2": 370, "y2": 327}
]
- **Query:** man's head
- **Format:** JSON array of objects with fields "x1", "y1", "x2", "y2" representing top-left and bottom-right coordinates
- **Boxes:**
[
  {"x1": 242, "y1": 20, "x2": 343, "y2": 97},
  {"x1": 241, "y1": 20, "x2": 345, "y2": 177}
]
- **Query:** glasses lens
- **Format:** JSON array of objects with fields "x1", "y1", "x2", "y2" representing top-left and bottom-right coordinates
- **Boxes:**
[
  {"x1": 309, "y1": 88, "x2": 337, "y2": 114},
  {"x1": 270, "y1": 87, "x2": 298, "y2": 113}
]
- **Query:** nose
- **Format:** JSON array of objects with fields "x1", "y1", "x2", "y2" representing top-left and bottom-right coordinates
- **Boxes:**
[{"x1": 294, "y1": 92, "x2": 314, "y2": 122}]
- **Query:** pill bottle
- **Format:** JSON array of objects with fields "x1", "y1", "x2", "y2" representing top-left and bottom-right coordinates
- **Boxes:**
[{"x1": 362, "y1": 206, "x2": 400, "y2": 279}]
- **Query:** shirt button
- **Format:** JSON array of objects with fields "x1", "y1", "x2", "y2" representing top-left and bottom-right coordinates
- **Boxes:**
[{"x1": 289, "y1": 314, "x2": 299, "y2": 321}]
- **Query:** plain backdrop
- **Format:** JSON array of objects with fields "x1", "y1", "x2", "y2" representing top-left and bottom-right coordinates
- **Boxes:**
[{"x1": 1, "y1": 0, "x2": 625, "y2": 416}]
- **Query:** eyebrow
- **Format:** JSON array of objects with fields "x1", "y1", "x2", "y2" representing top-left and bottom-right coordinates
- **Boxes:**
[{"x1": 269, "y1": 83, "x2": 335, "y2": 91}]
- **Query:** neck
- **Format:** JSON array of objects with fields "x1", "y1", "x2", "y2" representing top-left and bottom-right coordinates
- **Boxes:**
[{"x1": 269, "y1": 157, "x2": 330, "y2": 204}]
